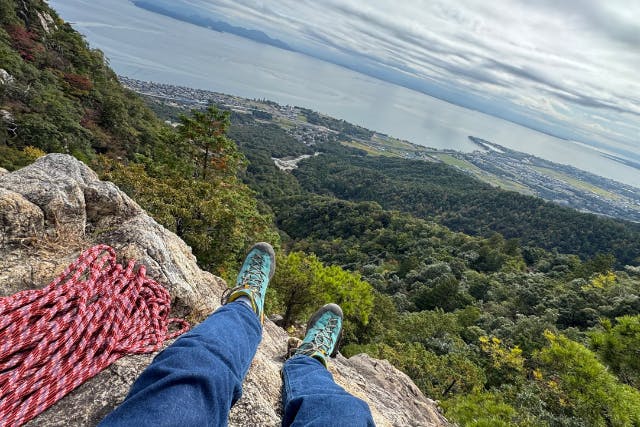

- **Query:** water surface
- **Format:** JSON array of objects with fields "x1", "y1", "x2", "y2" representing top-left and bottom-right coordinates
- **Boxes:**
[{"x1": 49, "y1": 0, "x2": 640, "y2": 187}]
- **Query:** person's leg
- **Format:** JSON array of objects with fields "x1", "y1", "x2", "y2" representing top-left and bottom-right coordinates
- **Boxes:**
[
  {"x1": 100, "y1": 242, "x2": 275, "y2": 427},
  {"x1": 100, "y1": 302, "x2": 261, "y2": 427},
  {"x1": 282, "y1": 304, "x2": 375, "y2": 427},
  {"x1": 282, "y1": 355, "x2": 375, "y2": 427}
]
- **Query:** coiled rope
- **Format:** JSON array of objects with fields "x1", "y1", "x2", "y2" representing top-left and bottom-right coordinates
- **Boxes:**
[{"x1": 0, "y1": 244, "x2": 189, "y2": 427}]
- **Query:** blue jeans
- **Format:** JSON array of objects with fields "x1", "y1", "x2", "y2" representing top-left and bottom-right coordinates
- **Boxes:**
[{"x1": 100, "y1": 302, "x2": 374, "y2": 426}]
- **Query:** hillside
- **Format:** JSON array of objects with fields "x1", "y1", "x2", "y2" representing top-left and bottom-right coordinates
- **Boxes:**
[
  {"x1": 0, "y1": 0, "x2": 165, "y2": 164},
  {"x1": 140, "y1": 86, "x2": 640, "y2": 266},
  {"x1": 126, "y1": 79, "x2": 640, "y2": 266},
  {"x1": 216, "y1": 112, "x2": 640, "y2": 425},
  {"x1": 136, "y1": 85, "x2": 640, "y2": 425},
  {"x1": 0, "y1": 0, "x2": 277, "y2": 276},
  {"x1": 124, "y1": 77, "x2": 640, "y2": 224},
  {"x1": 141, "y1": 95, "x2": 640, "y2": 424},
  {"x1": 293, "y1": 152, "x2": 640, "y2": 265}
]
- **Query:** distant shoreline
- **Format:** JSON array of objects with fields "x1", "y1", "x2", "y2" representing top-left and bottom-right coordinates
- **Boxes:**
[{"x1": 601, "y1": 153, "x2": 640, "y2": 172}]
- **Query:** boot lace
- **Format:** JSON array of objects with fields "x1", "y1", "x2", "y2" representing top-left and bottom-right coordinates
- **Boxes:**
[
  {"x1": 221, "y1": 254, "x2": 267, "y2": 305},
  {"x1": 298, "y1": 317, "x2": 340, "y2": 356}
]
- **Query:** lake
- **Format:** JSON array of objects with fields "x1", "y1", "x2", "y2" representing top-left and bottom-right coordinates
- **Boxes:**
[{"x1": 49, "y1": 0, "x2": 640, "y2": 188}]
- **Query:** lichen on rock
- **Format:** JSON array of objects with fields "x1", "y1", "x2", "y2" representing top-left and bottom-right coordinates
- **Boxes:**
[{"x1": 0, "y1": 154, "x2": 449, "y2": 427}]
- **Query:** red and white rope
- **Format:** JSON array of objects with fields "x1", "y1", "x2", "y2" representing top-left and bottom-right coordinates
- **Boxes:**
[{"x1": 0, "y1": 245, "x2": 189, "y2": 427}]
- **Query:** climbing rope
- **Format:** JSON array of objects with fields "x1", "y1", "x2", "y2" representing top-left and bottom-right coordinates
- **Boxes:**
[{"x1": 0, "y1": 244, "x2": 190, "y2": 427}]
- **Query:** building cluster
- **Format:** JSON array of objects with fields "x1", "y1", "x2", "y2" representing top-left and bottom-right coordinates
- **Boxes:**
[
  {"x1": 460, "y1": 150, "x2": 640, "y2": 221},
  {"x1": 288, "y1": 123, "x2": 337, "y2": 145}
]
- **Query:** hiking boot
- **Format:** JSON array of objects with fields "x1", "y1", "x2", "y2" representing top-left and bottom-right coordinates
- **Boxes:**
[
  {"x1": 294, "y1": 303, "x2": 343, "y2": 368},
  {"x1": 221, "y1": 242, "x2": 275, "y2": 324}
]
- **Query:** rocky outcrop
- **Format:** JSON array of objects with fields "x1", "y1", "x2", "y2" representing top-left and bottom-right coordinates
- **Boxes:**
[
  {"x1": 0, "y1": 69, "x2": 14, "y2": 85},
  {"x1": 36, "y1": 10, "x2": 56, "y2": 34},
  {"x1": 0, "y1": 154, "x2": 449, "y2": 427}
]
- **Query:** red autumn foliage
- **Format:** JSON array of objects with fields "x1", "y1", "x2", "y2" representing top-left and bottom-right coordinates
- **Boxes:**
[
  {"x1": 64, "y1": 73, "x2": 93, "y2": 92},
  {"x1": 6, "y1": 25, "x2": 42, "y2": 61}
]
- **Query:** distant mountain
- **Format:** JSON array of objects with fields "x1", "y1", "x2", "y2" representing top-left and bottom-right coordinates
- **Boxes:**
[{"x1": 131, "y1": 1, "x2": 292, "y2": 51}]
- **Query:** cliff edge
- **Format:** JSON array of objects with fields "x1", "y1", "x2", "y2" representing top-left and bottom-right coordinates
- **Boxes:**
[{"x1": 0, "y1": 154, "x2": 449, "y2": 427}]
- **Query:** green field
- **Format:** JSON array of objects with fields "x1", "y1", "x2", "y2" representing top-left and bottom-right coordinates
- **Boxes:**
[
  {"x1": 434, "y1": 154, "x2": 534, "y2": 194},
  {"x1": 531, "y1": 166, "x2": 622, "y2": 200},
  {"x1": 371, "y1": 134, "x2": 417, "y2": 151},
  {"x1": 274, "y1": 117, "x2": 295, "y2": 129},
  {"x1": 340, "y1": 140, "x2": 401, "y2": 157}
]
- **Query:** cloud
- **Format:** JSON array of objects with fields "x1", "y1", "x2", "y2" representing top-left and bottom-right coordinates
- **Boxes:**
[
  {"x1": 155, "y1": 0, "x2": 640, "y2": 149},
  {"x1": 524, "y1": 0, "x2": 640, "y2": 47}
]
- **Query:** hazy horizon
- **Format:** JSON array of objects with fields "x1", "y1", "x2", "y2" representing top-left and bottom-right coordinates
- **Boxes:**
[
  {"x1": 125, "y1": 0, "x2": 640, "y2": 164},
  {"x1": 47, "y1": 0, "x2": 640, "y2": 187}
]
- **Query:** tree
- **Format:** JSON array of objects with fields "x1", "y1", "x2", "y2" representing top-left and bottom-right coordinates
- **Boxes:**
[
  {"x1": 97, "y1": 157, "x2": 278, "y2": 277},
  {"x1": 413, "y1": 274, "x2": 472, "y2": 312},
  {"x1": 268, "y1": 252, "x2": 374, "y2": 330},
  {"x1": 535, "y1": 331, "x2": 640, "y2": 425},
  {"x1": 178, "y1": 106, "x2": 242, "y2": 179},
  {"x1": 591, "y1": 315, "x2": 640, "y2": 388},
  {"x1": 268, "y1": 252, "x2": 319, "y2": 328},
  {"x1": 314, "y1": 264, "x2": 374, "y2": 328},
  {"x1": 345, "y1": 341, "x2": 485, "y2": 400},
  {"x1": 478, "y1": 336, "x2": 525, "y2": 388},
  {"x1": 442, "y1": 391, "x2": 519, "y2": 427}
]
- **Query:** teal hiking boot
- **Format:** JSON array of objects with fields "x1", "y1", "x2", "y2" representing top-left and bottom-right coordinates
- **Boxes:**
[
  {"x1": 221, "y1": 242, "x2": 275, "y2": 324},
  {"x1": 294, "y1": 303, "x2": 343, "y2": 368}
]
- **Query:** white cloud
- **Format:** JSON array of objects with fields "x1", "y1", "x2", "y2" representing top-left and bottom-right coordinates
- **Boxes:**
[{"x1": 148, "y1": 0, "x2": 640, "y2": 149}]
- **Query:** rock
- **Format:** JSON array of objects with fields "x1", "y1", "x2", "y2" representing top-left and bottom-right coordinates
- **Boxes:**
[
  {"x1": 37, "y1": 10, "x2": 56, "y2": 34},
  {"x1": 0, "y1": 153, "x2": 96, "y2": 237},
  {"x1": 0, "y1": 188, "x2": 45, "y2": 247},
  {"x1": 0, "y1": 69, "x2": 14, "y2": 85},
  {"x1": 337, "y1": 354, "x2": 450, "y2": 426},
  {"x1": 625, "y1": 265, "x2": 640, "y2": 276},
  {"x1": 268, "y1": 313, "x2": 284, "y2": 326},
  {"x1": 1, "y1": 109, "x2": 17, "y2": 137},
  {"x1": 0, "y1": 109, "x2": 14, "y2": 122},
  {"x1": 0, "y1": 154, "x2": 449, "y2": 426},
  {"x1": 0, "y1": 168, "x2": 8, "y2": 176}
]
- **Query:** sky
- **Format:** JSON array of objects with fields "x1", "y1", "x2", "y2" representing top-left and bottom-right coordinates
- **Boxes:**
[{"x1": 156, "y1": 0, "x2": 639, "y2": 158}]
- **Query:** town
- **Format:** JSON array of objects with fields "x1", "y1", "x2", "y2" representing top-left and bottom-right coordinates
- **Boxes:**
[{"x1": 120, "y1": 77, "x2": 640, "y2": 223}]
